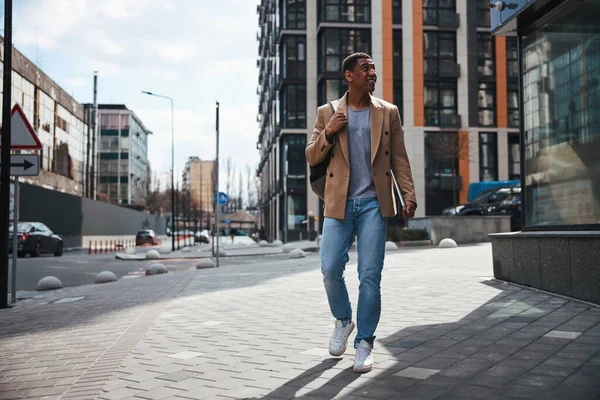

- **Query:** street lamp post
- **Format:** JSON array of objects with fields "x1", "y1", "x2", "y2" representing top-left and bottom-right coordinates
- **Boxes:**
[{"x1": 142, "y1": 91, "x2": 175, "y2": 252}]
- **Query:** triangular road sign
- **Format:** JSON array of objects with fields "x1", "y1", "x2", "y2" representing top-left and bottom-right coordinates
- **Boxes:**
[{"x1": 0, "y1": 104, "x2": 43, "y2": 149}]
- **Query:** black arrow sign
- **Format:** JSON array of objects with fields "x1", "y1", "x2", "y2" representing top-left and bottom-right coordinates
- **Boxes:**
[{"x1": 10, "y1": 159, "x2": 34, "y2": 170}]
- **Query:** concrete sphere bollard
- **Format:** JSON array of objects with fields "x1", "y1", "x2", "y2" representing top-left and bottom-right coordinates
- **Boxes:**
[
  {"x1": 146, "y1": 249, "x2": 160, "y2": 259},
  {"x1": 36, "y1": 276, "x2": 63, "y2": 291},
  {"x1": 146, "y1": 263, "x2": 168, "y2": 275},
  {"x1": 95, "y1": 271, "x2": 118, "y2": 284},
  {"x1": 282, "y1": 243, "x2": 295, "y2": 253},
  {"x1": 385, "y1": 241, "x2": 398, "y2": 252},
  {"x1": 289, "y1": 249, "x2": 306, "y2": 259},
  {"x1": 258, "y1": 240, "x2": 269, "y2": 247},
  {"x1": 125, "y1": 247, "x2": 137, "y2": 255},
  {"x1": 272, "y1": 240, "x2": 283, "y2": 247},
  {"x1": 196, "y1": 259, "x2": 216, "y2": 269},
  {"x1": 439, "y1": 238, "x2": 458, "y2": 248},
  {"x1": 158, "y1": 246, "x2": 171, "y2": 254}
]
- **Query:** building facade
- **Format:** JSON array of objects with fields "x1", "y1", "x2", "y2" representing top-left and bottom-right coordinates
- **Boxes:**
[
  {"x1": 0, "y1": 36, "x2": 89, "y2": 196},
  {"x1": 256, "y1": 0, "x2": 521, "y2": 241},
  {"x1": 490, "y1": 0, "x2": 599, "y2": 304},
  {"x1": 96, "y1": 105, "x2": 151, "y2": 206},
  {"x1": 182, "y1": 156, "x2": 216, "y2": 228}
]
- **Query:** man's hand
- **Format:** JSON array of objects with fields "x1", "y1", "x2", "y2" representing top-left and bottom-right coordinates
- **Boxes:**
[
  {"x1": 402, "y1": 201, "x2": 416, "y2": 220},
  {"x1": 325, "y1": 112, "x2": 347, "y2": 139}
]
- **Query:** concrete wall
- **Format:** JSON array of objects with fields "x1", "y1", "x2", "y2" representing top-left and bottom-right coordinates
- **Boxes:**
[
  {"x1": 17, "y1": 181, "x2": 166, "y2": 248},
  {"x1": 82, "y1": 198, "x2": 167, "y2": 236},
  {"x1": 491, "y1": 232, "x2": 600, "y2": 305},
  {"x1": 409, "y1": 215, "x2": 510, "y2": 244},
  {"x1": 19, "y1": 181, "x2": 83, "y2": 248}
]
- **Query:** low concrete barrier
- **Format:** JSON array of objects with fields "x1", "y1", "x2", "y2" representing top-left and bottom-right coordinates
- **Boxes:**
[{"x1": 408, "y1": 216, "x2": 510, "y2": 245}]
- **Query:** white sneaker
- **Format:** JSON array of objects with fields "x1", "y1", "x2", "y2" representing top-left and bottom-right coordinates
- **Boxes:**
[
  {"x1": 329, "y1": 320, "x2": 355, "y2": 356},
  {"x1": 353, "y1": 340, "x2": 374, "y2": 373}
]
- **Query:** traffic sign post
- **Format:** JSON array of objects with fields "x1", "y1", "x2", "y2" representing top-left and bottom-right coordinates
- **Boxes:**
[
  {"x1": 0, "y1": 0, "x2": 15, "y2": 308},
  {"x1": 214, "y1": 192, "x2": 228, "y2": 206},
  {"x1": 2, "y1": 154, "x2": 40, "y2": 176},
  {"x1": 0, "y1": 103, "x2": 42, "y2": 306}
]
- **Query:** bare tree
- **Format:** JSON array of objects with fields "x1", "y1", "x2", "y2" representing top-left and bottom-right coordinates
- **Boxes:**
[
  {"x1": 426, "y1": 132, "x2": 472, "y2": 207},
  {"x1": 145, "y1": 171, "x2": 169, "y2": 214},
  {"x1": 237, "y1": 169, "x2": 244, "y2": 211},
  {"x1": 225, "y1": 157, "x2": 235, "y2": 213}
]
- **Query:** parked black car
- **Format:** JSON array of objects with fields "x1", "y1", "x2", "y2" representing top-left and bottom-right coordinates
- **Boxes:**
[
  {"x1": 9, "y1": 222, "x2": 63, "y2": 257},
  {"x1": 135, "y1": 229, "x2": 158, "y2": 246},
  {"x1": 442, "y1": 186, "x2": 522, "y2": 231},
  {"x1": 488, "y1": 191, "x2": 522, "y2": 231}
]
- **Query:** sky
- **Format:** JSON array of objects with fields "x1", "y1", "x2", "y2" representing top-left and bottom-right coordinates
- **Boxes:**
[{"x1": 7, "y1": 0, "x2": 260, "y2": 192}]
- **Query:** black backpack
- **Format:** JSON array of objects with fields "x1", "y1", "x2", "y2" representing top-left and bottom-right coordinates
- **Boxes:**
[{"x1": 309, "y1": 101, "x2": 337, "y2": 200}]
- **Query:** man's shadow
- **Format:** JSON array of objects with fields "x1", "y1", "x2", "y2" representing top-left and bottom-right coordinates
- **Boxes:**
[{"x1": 245, "y1": 357, "x2": 361, "y2": 399}]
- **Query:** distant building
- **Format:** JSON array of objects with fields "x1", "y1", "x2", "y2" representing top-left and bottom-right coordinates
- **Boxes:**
[
  {"x1": 182, "y1": 156, "x2": 215, "y2": 228},
  {"x1": 96, "y1": 105, "x2": 152, "y2": 205},
  {"x1": 0, "y1": 35, "x2": 89, "y2": 196}
]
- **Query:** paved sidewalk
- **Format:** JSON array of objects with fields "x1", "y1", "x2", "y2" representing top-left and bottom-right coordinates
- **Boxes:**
[{"x1": 1, "y1": 244, "x2": 599, "y2": 399}]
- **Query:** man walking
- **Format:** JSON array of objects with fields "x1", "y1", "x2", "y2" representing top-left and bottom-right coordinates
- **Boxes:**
[{"x1": 306, "y1": 52, "x2": 417, "y2": 373}]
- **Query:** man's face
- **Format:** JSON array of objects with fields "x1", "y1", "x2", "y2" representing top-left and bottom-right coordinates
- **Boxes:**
[{"x1": 347, "y1": 58, "x2": 377, "y2": 92}]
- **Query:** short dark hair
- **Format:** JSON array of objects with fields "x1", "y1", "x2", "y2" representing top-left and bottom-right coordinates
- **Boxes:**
[{"x1": 341, "y1": 52, "x2": 372, "y2": 77}]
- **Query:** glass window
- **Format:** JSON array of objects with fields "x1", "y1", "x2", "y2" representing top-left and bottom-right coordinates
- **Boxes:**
[
  {"x1": 393, "y1": 30, "x2": 402, "y2": 78},
  {"x1": 392, "y1": 0, "x2": 402, "y2": 24},
  {"x1": 423, "y1": 0, "x2": 455, "y2": 26},
  {"x1": 508, "y1": 84, "x2": 520, "y2": 128},
  {"x1": 478, "y1": 82, "x2": 496, "y2": 127},
  {"x1": 282, "y1": 35, "x2": 306, "y2": 79},
  {"x1": 508, "y1": 133, "x2": 520, "y2": 180},
  {"x1": 318, "y1": 79, "x2": 348, "y2": 104},
  {"x1": 522, "y1": 0, "x2": 600, "y2": 227},
  {"x1": 319, "y1": 0, "x2": 370, "y2": 23},
  {"x1": 476, "y1": 0, "x2": 490, "y2": 27},
  {"x1": 283, "y1": 0, "x2": 306, "y2": 29},
  {"x1": 506, "y1": 37, "x2": 519, "y2": 81},
  {"x1": 477, "y1": 33, "x2": 495, "y2": 78},
  {"x1": 281, "y1": 84, "x2": 306, "y2": 128},
  {"x1": 424, "y1": 31, "x2": 457, "y2": 77},
  {"x1": 393, "y1": 30, "x2": 403, "y2": 121},
  {"x1": 424, "y1": 81, "x2": 457, "y2": 126},
  {"x1": 479, "y1": 132, "x2": 498, "y2": 181},
  {"x1": 319, "y1": 28, "x2": 371, "y2": 74}
]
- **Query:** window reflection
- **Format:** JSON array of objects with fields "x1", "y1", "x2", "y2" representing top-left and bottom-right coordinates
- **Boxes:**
[{"x1": 522, "y1": 0, "x2": 600, "y2": 227}]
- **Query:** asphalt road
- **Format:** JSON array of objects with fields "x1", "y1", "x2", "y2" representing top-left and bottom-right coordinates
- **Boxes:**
[{"x1": 7, "y1": 248, "x2": 320, "y2": 294}]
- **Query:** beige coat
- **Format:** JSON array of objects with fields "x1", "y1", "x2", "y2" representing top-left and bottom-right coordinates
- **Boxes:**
[{"x1": 306, "y1": 92, "x2": 416, "y2": 220}]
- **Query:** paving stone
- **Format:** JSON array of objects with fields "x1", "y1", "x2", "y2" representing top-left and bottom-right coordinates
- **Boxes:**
[
  {"x1": 394, "y1": 367, "x2": 440, "y2": 380},
  {"x1": 544, "y1": 330, "x2": 583, "y2": 340},
  {"x1": 133, "y1": 386, "x2": 183, "y2": 399}
]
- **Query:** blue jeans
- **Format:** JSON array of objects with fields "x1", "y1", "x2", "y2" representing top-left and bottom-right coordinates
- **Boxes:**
[{"x1": 320, "y1": 197, "x2": 388, "y2": 348}]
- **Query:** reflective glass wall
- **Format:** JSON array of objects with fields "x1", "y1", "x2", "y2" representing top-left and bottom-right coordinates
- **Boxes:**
[{"x1": 522, "y1": 0, "x2": 600, "y2": 227}]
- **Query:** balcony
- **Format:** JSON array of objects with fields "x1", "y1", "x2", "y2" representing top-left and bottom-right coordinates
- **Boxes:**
[
  {"x1": 439, "y1": 61, "x2": 461, "y2": 78},
  {"x1": 439, "y1": 113, "x2": 462, "y2": 128},
  {"x1": 438, "y1": 12, "x2": 460, "y2": 29}
]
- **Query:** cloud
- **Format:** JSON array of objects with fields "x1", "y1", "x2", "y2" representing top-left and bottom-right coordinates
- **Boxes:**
[
  {"x1": 67, "y1": 77, "x2": 88, "y2": 87},
  {"x1": 151, "y1": 42, "x2": 198, "y2": 64}
]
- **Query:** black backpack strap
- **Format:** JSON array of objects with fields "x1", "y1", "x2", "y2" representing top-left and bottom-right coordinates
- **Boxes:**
[{"x1": 328, "y1": 101, "x2": 335, "y2": 115}]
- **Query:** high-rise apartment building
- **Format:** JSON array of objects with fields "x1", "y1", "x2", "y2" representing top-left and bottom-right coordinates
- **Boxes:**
[
  {"x1": 256, "y1": 0, "x2": 520, "y2": 241},
  {"x1": 182, "y1": 156, "x2": 215, "y2": 227},
  {"x1": 96, "y1": 105, "x2": 152, "y2": 205}
]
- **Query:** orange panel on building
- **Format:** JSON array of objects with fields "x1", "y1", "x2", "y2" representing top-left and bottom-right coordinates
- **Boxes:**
[
  {"x1": 495, "y1": 36, "x2": 508, "y2": 128},
  {"x1": 459, "y1": 131, "x2": 470, "y2": 205},
  {"x1": 413, "y1": 0, "x2": 424, "y2": 126}
]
